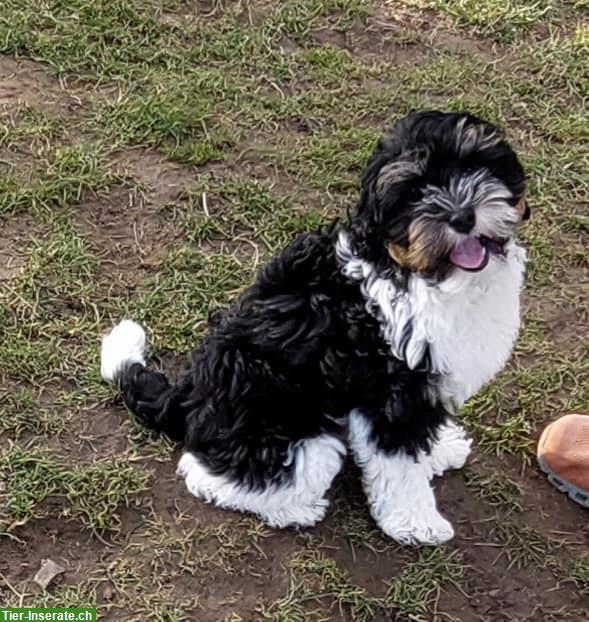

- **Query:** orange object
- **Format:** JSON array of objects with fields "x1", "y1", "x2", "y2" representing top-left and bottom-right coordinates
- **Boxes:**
[{"x1": 537, "y1": 414, "x2": 589, "y2": 508}]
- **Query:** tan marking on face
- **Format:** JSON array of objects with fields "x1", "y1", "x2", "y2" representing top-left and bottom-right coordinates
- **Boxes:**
[
  {"x1": 386, "y1": 231, "x2": 434, "y2": 273},
  {"x1": 405, "y1": 220, "x2": 455, "y2": 275},
  {"x1": 406, "y1": 234, "x2": 435, "y2": 273},
  {"x1": 515, "y1": 195, "x2": 527, "y2": 218},
  {"x1": 386, "y1": 242, "x2": 409, "y2": 266}
]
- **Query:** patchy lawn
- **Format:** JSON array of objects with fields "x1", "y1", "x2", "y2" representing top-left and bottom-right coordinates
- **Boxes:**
[{"x1": 0, "y1": 0, "x2": 587, "y2": 619}]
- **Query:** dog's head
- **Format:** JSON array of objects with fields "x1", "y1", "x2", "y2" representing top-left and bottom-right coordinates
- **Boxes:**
[{"x1": 349, "y1": 111, "x2": 529, "y2": 280}]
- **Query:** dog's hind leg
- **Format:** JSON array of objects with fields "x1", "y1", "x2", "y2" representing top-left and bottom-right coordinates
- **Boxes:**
[{"x1": 177, "y1": 434, "x2": 346, "y2": 528}]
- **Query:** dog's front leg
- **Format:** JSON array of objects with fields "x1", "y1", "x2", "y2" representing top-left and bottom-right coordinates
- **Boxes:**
[
  {"x1": 348, "y1": 410, "x2": 454, "y2": 545},
  {"x1": 425, "y1": 419, "x2": 472, "y2": 478}
]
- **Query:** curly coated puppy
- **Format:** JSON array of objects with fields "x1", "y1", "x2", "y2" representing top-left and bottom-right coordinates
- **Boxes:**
[{"x1": 101, "y1": 110, "x2": 529, "y2": 544}]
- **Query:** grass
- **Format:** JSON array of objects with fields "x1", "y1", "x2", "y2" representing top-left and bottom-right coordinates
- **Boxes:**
[
  {"x1": 121, "y1": 246, "x2": 249, "y2": 351},
  {"x1": 184, "y1": 177, "x2": 330, "y2": 250},
  {"x1": 0, "y1": 445, "x2": 150, "y2": 531},
  {"x1": 19, "y1": 217, "x2": 98, "y2": 306},
  {"x1": 260, "y1": 541, "x2": 466, "y2": 620},
  {"x1": 6, "y1": 583, "x2": 99, "y2": 609},
  {"x1": 383, "y1": 548, "x2": 466, "y2": 617},
  {"x1": 572, "y1": 557, "x2": 589, "y2": 597},
  {"x1": 261, "y1": 545, "x2": 382, "y2": 621},
  {"x1": 282, "y1": 126, "x2": 378, "y2": 192},
  {"x1": 95, "y1": 82, "x2": 235, "y2": 165},
  {"x1": 414, "y1": 0, "x2": 553, "y2": 39},
  {"x1": 137, "y1": 513, "x2": 269, "y2": 576},
  {"x1": 0, "y1": 146, "x2": 115, "y2": 215},
  {"x1": 0, "y1": 386, "x2": 70, "y2": 437},
  {"x1": 491, "y1": 523, "x2": 562, "y2": 570},
  {"x1": 0, "y1": 105, "x2": 65, "y2": 150},
  {"x1": 0, "y1": 0, "x2": 587, "y2": 617},
  {"x1": 268, "y1": 0, "x2": 370, "y2": 36},
  {"x1": 0, "y1": 215, "x2": 105, "y2": 386},
  {"x1": 300, "y1": 44, "x2": 371, "y2": 85},
  {"x1": 463, "y1": 468, "x2": 523, "y2": 513},
  {"x1": 101, "y1": 557, "x2": 200, "y2": 622},
  {"x1": 0, "y1": 0, "x2": 180, "y2": 79}
]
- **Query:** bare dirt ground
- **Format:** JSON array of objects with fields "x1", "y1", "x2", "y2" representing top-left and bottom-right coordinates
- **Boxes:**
[{"x1": 0, "y1": 1, "x2": 588, "y2": 620}]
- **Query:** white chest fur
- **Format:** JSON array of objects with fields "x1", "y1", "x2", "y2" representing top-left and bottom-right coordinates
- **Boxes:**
[{"x1": 337, "y1": 233, "x2": 526, "y2": 408}]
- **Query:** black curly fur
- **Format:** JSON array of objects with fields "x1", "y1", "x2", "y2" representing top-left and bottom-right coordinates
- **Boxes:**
[{"x1": 119, "y1": 226, "x2": 446, "y2": 489}]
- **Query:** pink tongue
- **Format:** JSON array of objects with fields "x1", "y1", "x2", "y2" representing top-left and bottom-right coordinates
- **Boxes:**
[{"x1": 449, "y1": 236, "x2": 486, "y2": 270}]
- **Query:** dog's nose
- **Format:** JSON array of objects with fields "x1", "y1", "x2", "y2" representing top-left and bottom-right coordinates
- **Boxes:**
[{"x1": 449, "y1": 208, "x2": 475, "y2": 233}]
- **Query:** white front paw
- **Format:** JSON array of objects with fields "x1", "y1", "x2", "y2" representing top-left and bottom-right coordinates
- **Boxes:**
[
  {"x1": 379, "y1": 508, "x2": 455, "y2": 545},
  {"x1": 429, "y1": 423, "x2": 473, "y2": 477}
]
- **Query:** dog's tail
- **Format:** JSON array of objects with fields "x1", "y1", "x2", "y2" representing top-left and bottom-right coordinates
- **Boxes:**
[{"x1": 100, "y1": 320, "x2": 187, "y2": 442}]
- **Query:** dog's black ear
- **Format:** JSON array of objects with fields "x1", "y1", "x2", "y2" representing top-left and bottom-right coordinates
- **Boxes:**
[
  {"x1": 356, "y1": 134, "x2": 409, "y2": 229},
  {"x1": 350, "y1": 129, "x2": 420, "y2": 268}
]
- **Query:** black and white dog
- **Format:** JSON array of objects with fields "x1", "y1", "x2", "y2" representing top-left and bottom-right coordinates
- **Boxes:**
[{"x1": 101, "y1": 111, "x2": 529, "y2": 545}]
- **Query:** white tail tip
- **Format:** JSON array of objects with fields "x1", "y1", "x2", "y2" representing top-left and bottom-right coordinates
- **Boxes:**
[{"x1": 101, "y1": 319, "x2": 146, "y2": 383}]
